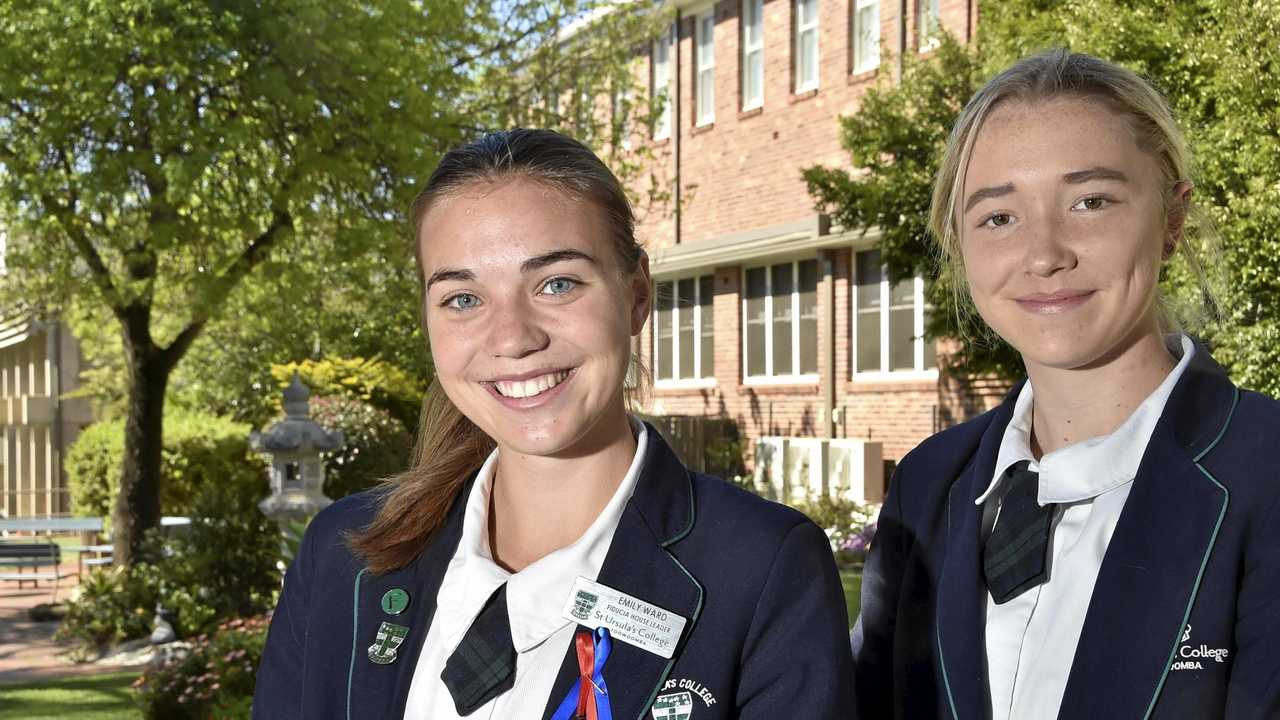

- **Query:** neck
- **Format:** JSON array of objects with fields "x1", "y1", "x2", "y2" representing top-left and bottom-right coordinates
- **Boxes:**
[
  {"x1": 487, "y1": 406, "x2": 637, "y2": 572},
  {"x1": 1025, "y1": 329, "x2": 1177, "y2": 457}
]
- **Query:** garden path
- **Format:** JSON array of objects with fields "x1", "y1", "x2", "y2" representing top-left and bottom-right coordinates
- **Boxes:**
[{"x1": 0, "y1": 562, "x2": 144, "y2": 684}]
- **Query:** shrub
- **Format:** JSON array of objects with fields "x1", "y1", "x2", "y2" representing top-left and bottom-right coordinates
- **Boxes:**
[
  {"x1": 792, "y1": 494, "x2": 879, "y2": 568},
  {"x1": 309, "y1": 394, "x2": 412, "y2": 499},
  {"x1": 271, "y1": 356, "x2": 426, "y2": 432},
  {"x1": 133, "y1": 615, "x2": 268, "y2": 720},
  {"x1": 57, "y1": 468, "x2": 281, "y2": 652},
  {"x1": 67, "y1": 411, "x2": 267, "y2": 520}
]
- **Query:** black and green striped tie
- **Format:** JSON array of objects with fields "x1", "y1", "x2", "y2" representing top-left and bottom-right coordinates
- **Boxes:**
[{"x1": 983, "y1": 461, "x2": 1056, "y2": 605}]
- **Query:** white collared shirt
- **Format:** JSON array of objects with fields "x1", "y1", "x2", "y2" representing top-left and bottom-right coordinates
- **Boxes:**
[
  {"x1": 978, "y1": 335, "x2": 1195, "y2": 720},
  {"x1": 403, "y1": 421, "x2": 649, "y2": 720}
]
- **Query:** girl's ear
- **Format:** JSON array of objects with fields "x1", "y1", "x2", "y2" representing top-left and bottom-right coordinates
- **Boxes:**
[
  {"x1": 629, "y1": 251, "x2": 652, "y2": 336},
  {"x1": 1164, "y1": 181, "x2": 1194, "y2": 260}
]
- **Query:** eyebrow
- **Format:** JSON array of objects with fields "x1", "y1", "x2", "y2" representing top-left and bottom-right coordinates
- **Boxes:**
[
  {"x1": 963, "y1": 166, "x2": 1132, "y2": 214},
  {"x1": 964, "y1": 183, "x2": 1015, "y2": 213},
  {"x1": 1062, "y1": 166, "x2": 1130, "y2": 184},
  {"x1": 425, "y1": 249, "x2": 599, "y2": 292}
]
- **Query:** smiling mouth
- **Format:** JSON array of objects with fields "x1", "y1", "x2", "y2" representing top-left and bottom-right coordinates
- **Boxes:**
[{"x1": 490, "y1": 370, "x2": 572, "y2": 399}]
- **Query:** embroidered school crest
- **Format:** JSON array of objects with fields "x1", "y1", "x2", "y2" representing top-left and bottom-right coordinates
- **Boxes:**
[
  {"x1": 367, "y1": 621, "x2": 409, "y2": 665},
  {"x1": 651, "y1": 691, "x2": 694, "y2": 720},
  {"x1": 570, "y1": 590, "x2": 599, "y2": 621}
]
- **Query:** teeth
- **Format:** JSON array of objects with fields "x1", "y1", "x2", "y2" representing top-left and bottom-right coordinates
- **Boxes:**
[{"x1": 494, "y1": 370, "x2": 569, "y2": 399}]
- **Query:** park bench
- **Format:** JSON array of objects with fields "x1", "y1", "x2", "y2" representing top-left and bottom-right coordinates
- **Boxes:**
[{"x1": 0, "y1": 541, "x2": 66, "y2": 598}]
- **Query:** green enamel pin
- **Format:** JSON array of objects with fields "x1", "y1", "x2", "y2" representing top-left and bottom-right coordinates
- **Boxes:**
[{"x1": 381, "y1": 588, "x2": 410, "y2": 615}]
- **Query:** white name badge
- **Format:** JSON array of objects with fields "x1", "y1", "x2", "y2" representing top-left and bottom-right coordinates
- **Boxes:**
[{"x1": 562, "y1": 576, "x2": 687, "y2": 659}]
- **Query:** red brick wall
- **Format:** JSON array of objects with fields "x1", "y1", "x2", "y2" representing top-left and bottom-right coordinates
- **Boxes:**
[{"x1": 628, "y1": 0, "x2": 1001, "y2": 468}]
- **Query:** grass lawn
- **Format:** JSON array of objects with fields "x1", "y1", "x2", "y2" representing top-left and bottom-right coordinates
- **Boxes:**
[
  {"x1": 0, "y1": 672, "x2": 140, "y2": 720},
  {"x1": 840, "y1": 568, "x2": 862, "y2": 627}
]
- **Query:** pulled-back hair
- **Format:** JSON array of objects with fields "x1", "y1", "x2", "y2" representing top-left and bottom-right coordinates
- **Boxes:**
[
  {"x1": 349, "y1": 129, "x2": 643, "y2": 574},
  {"x1": 927, "y1": 48, "x2": 1221, "y2": 340}
]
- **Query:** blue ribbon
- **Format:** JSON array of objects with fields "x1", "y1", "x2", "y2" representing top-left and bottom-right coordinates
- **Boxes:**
[{"x1": 550, "y1": 627, "x2": 613, "y2": 720}]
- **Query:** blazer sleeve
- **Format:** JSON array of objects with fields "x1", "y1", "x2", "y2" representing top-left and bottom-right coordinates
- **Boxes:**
[
  {"x1": 734, "y1": 520, "x2": 857, "y2": 717},
  {"x1": 850, "y1": 466, "x2": 908, "y2": 719},
  {"x1": 1226, "y1": 490, "x2": 1280, "y2": 717},
  {"x1": 252, "y1": 519, "x2": 317, "y2": 720}
]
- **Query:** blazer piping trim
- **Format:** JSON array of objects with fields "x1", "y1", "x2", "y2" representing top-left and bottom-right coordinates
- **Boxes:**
[
  {"x1": 936, "y1": 486, "x2": 961, "y2": 720},
  {"x1": 660, "y1": 470, "x2": 697, "y2": 547},
  {"x1": 640, "y1": 470, "x2": 702, "y2": 718},
  {"x1": 639, "y1": 549, "x2": 705, "y2": 719},
  {"x1": 1143, "y1": 386, "x2": 1236, "y2": 719},
  {"x1": 347, "y1": 567, "x2": 369, "y2": 720}
]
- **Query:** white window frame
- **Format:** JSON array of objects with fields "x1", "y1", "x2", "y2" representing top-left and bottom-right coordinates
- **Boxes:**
[
  {"x1": 794, "y1": 0, "x2": 820, "y2": 93},
  {"x1": 917, "y1": 0, "x2": 941, "y2": 52},
  {"x1": 652, "y1": 22, "x2": 675, "y2": 140},
  {"x1": 741, "y1": 0, "x2": 764, "y2": 111},
  {"x1": 851, "y1": 252, "x2": 938, "y2": 381},
  {"x1": 742, "y1": 259, "x2": 820, "y2": 385},
  {"x1": 654, "y1": 274, "x2": 717, "y2": 388},
  {"x1": 695, "y1": 11, "x2": 716, "y2": 126},
  {"x1": 612, "y1": 81, "x2": 633, "y2": 151},
  {"x1": 852, "y1": 0, "x2": 880, "y2": 74}
]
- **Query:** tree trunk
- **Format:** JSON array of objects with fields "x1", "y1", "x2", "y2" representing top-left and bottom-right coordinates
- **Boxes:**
[{"x1": 112, "y1": 315, "x2": 173, "y2": 566}]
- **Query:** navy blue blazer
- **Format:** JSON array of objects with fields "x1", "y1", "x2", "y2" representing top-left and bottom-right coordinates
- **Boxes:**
[
  {"x1": 852, "y1": 343, "x2": 1280, "y2": 719},
  {"x1": 254, "y1": 424, "x2": 855, "y2": 719}
]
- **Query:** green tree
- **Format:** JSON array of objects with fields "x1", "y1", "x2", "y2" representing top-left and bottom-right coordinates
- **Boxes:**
[
  {"x1": 804, "y1": 36, "x2": 1021, "y2": 376},
  {"x1": 808, "y1": 0, "x2": 1280, "y2": 392},
  {"x1": 0, "y1": 0, "x2": 663, "y2": 564}
]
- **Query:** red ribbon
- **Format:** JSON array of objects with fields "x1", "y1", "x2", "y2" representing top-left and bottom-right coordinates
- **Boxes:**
[{"x1": 574, "y1": 629, "x2": 597, "y2": 720}]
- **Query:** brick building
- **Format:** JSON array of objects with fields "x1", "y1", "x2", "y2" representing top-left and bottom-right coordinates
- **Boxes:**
[{"x1": 631, "y1": 0, "x2": 1007, "y2": 499}]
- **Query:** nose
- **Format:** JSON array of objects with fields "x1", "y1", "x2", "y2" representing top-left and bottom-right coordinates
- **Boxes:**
[
  {"x1": 1022, "y1": 215, "x2": 1077, "y2": 277},
  {"x1": 484, "y1": 295, "x2": 550, "y2": 359}
]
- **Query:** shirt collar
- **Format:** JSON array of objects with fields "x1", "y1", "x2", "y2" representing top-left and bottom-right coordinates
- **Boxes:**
[
  {"x1": 446, "y1": 418, "x2": 650, "y2": 653},
  {"x1": 976, "y1": 334, "x2": 1196, "y2": 507}
]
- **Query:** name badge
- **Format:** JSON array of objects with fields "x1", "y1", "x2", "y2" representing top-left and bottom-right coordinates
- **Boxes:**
[{"x1": 562, "y1": 576, "x2": 687, "y2": 659}]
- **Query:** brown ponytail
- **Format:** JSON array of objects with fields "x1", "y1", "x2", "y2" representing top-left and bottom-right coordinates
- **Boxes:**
[
  {"x1": 346, "y1": 378, "x2": 494, "y2": 574},
  {"x1": 347, "y1": 128, "x2": 642, "y2": 574}
]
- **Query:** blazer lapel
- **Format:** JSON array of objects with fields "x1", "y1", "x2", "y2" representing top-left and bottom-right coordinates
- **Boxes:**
[
  {"x1": 346, "y1": 478, "x2": 473, "y2": 720},
  {"x1": 935, "y1": 387, "x2": 1018, "y2": 720},
  {"x1": 542, "y1": 425, "x2": 704, "y2": 720},
  {"x1": 1058, "y1": 346, "x2": 1235, "y2": 719}
]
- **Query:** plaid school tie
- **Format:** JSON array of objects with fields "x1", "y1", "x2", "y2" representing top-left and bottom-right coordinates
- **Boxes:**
[
  {"x1": 983, "y1": 461, "x2": 1056, "y2": 605},
  {"x1": 441, "y1": 583, "x2": 517, "y2": 716}
]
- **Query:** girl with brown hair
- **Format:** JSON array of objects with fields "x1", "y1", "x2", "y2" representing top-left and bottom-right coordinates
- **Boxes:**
[{"x1": 254, "y1": 129, "x2": 854, "y2": 720}]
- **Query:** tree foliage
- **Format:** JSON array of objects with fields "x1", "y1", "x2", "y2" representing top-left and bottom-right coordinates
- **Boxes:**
[
  {"x1": 0, "y1": 0, "x2": 665, "y2": 563},
  {"x1": 808, "y1": 0, "x2": 1280, "y2": 391}
]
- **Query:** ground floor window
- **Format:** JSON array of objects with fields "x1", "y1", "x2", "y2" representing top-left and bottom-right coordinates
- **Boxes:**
[
  {"x1": 744, "y1": 259, "x2": 819, "y2": 379},
  {"x1": 654, "y1": 275, "x2": 715, "y2": 381},
  {"x1": 854, "y1": 249, "x2": 936, "y2": 374}
]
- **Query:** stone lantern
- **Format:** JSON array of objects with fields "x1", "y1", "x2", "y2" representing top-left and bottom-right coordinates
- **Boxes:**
[{"x1": 251, "y1": 373, "x2": 345, "y2": 523}]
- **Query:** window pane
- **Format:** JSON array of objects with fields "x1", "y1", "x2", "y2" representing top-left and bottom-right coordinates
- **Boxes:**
[
  {"x1": 856, "y1": 5, "x2": 879, "y2": 69},
  {"x1": 678, "y1": 278, "x2": 696, "y2": 379},
  {"x1": 745, "y1": 0, "x2": 762, "y2": 44},
  {"x1": 798, "y1": 259, "x2": 818, "y2": 374},
  {"x1": 746, "y1": 51, "x2": 763, "y2": 105},
  {"x1": 923, "y1": 307, "x2": 937, "y2": 369},
  {"x1": 889, "y1": 307, "x2": 915, "y2": 371},
  {"x1": 856, "y1": 250, "x2": 882, "y2": 308},
  {"x1": 746, "y1": 267, "x2": 768, "y2": 376},
  {"x1": 699, "y1": 275, "x2": 714, "y2": 378},
  {"x1": 771, "y1": 263, "x2": 794, "y2": 376},
  {"x1": 698, "y1": 68, "x2": 714, "y2": 121},
  {"x1": 890, "y1": 278, "x2": 913, "y2": 307},
  {"x1": 857, "y1": 309, "x2": 881, "y2": 372},
  {"x1": 799, "y1": 0, "x2": 817, "y2": 25},
  {"x1": 800, "y1": 30, "x2": 817, "y2": 87},
  {"x1": 655, "y1": 281, "x2": 674, "y2": 380}
]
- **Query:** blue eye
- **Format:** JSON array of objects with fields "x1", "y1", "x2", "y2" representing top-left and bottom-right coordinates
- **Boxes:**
[
  {"x1": 541, "y1": 277, "x2": 578, "y2": 296},
  {"x1": 443, "y1": 293, "x2": 480, "y2": 311}
]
